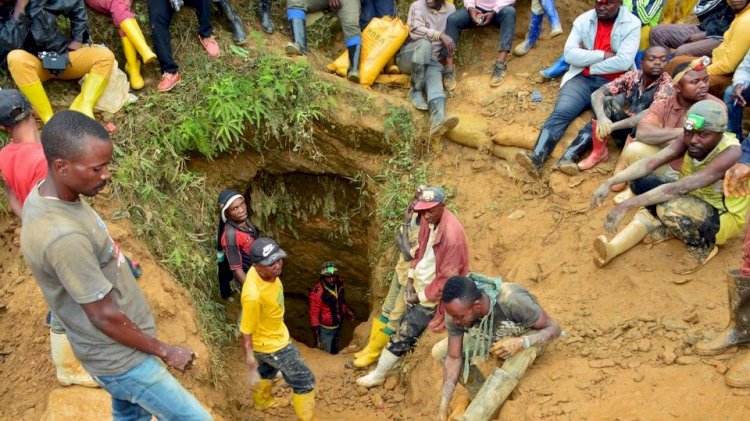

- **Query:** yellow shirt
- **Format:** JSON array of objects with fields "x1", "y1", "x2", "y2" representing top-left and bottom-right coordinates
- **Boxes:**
[
  {"x1": 707, "y1": 6, "x2": 750, "y2": 76},
  {"x1": 240, "y1": 267, "x2": 290, "y2": 353}
]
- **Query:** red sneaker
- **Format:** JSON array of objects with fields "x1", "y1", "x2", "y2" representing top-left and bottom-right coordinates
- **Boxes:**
[
  {"x1": 200, "y1": 35, "x2": 220, "y2": 59},
  {"x1": 157, "y1": 72, "x2": 182, "y2": 92}
]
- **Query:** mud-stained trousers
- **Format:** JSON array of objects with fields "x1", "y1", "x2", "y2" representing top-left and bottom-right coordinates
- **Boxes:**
[
  {"x1": 6, "y1": 46, "x2": 115, "y2": 86},
  {"x1": 741, "y1": 225, "x2": 750, "y2": 276},
  {"x1": 380, "y1": 270, "x2": 407, "y2": 333},
  {"x1": 385, "y1": 303, "x2": 436, "y2": 357},
  {"x1": 254, "y1": 342, "x2": 316, "y2": 394},
  {"x1": 286, "y1": 0, "x2": 361, "y2": 42},
  {"x1": 395, "y1": 39, "x2": 446, "y2": 102}
]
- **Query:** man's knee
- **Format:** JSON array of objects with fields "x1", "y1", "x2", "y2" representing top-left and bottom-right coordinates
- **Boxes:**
[
  {"x1": 411, "y1": 39, "x2": 433, "y2": 64},
  {"x1": 286, "y1": 0, "x2": 308, "y2": 13},
  {"x1": 622, "y1": 141, "x2": 660, "y2": 166},
  {"x1": 498, "y1": 6, "x2": 516, "y2": 21},
  {"x1": 7, "y1": 50, "x2": 38, "y2": 75},
  {"x1": 431, "y1": 337, "x2": 448, "y2": 364}
]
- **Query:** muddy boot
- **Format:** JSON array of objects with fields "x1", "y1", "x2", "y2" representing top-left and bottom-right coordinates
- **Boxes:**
[
  {"x1": 409, "y1": 63, "x2": 428, "y2": 111},
  {"x1": 696, "y1": 269, "x2": 750, "y2": 356},
  {"x1": 428, "y1": 97, "x2": 459, "y2": 141},
  {"x1": 50, "y1": 331, "x2": 99, "y2": 388},
  {"x1": 514, "y1": 13, "x2": 543, "y2": 56},
  {"x1": 578, "y1": 119, "x2": 610, "y2": 170},
  {"x1": 214, "y1": 0, "x2": 247, "y2": 44},
  {"x1": 726, "y1": 352, "x2": 750, "y2": 387},
  {"x1": 673, "y1": 245, "x2": 718, "y2": 275},
  {"x1": 356, "y1": 349, "x2": 398, "y2": 388},
  {"x1": 252, "y1": 379, "x2": 277, "y2": 409},
  {"x1": 442, "y1": 65, "x2": 457, "y2": 91},
  {"x1": 354, "y1": 316, "x2": 387, "y2": 359},
  {"x1": 285, "y1": 12, "x2": 307, "y2": 55},
  {"x1": 556, "y1": 130, "x2": 592, "y2": 176},
  {"x1": 346, "y1": 42, "x2": 362, "y2": 84},
  {"x1": 515, "y1": 129, "x2": 558, "y2": 178},
  {"x1": 353, "y1": 329, "x2": 390, "y2": 368},
  {"x1": 258, "y1": 0, "x2": 275, "y2": 34},
  {"x1": 292, "y1": 390, "x2": 318, "y2": 421},
  {"x1": 593, "y1": 209, "x2": 653, "y2": 268}
]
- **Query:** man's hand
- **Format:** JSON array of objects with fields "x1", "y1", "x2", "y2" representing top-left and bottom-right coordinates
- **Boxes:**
[
  {"x1": 246, "y1": 353, "x2": 261, "y2": 387},
  {"x1": 684, "y1": 32, "x2": 707, "y2": 43},
  {"x1": 603, "y1": 51, "x2": 616, "y2": 59},
  {"x1": 328, "y1": 0, "x2": 342, "y2": 10},
  {"x1": 404, "y1": 280, "x2": 419, "y2": 305},
  {"x1": 733, "y1": 82, "x2": 748, "y2": 107},
  {"x1": 478, "y1": 11, "x2": 495, "y2": 27},
  {"x1": 723, "y1": 163, "x2": 750, "y2": 198},
  {"x1": 578, "y1": 40, "x2": 586, "y2": 49},
  {"x1": 440, "y1": 34, "x2": 456, "y2": 56},
  {"x1": 603, "y1": 205, "x2": 627, "y2": 234},
  {"x1": 490, "y1": 337, "x2": 525, "y2": 359},
  {"x1": 590, "y1": 182, "x2": 612, "y2": 209},
  {"x1": 68, "y1": 40, "x2": 83, "y2": 51},
  {"x1": 596, "y1": 117, "x2": 613, "y2": 139},
  {"x1": 468, "y1": 7, "x2": 482, "y2": 24},
  {"x1": 162, "y1": 345, "x2": 196, "y2": 372}
]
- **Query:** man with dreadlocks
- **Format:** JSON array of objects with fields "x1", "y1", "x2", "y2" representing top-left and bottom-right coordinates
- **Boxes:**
[{"x1": 433, "y1": 275, "x2": 561, "y2": 420}]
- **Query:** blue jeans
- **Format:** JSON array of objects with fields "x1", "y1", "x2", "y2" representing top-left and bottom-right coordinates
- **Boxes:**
[
  {"x1": 92, "y1": 356, "x2": 212, "y2": 421},
  {"x1": 446, "y1": 7, "x2": 517, "y2": 53},
  {"x1": 395, "y1": 39, "x2": 445, "y2": 101},
  {"x1": 723, "y1": 84, "x2": 750, "y2": 141},
  {"x1": 543, "y1": 73, "x2": 611, "y2": 140},
  {"x1": 359, "y1": 0, "x2": 394, "y2": 30},
  {"x1": 255, "y1": 342, "x2": 316, "y2": 394},
  {"x1": 319, "y1": 326, "x2": 341, "y2": 354}
]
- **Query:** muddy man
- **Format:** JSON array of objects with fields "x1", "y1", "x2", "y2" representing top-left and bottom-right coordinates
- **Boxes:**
[{"x1": 590, "y1": 100, "x2": 750, "y2": 275}]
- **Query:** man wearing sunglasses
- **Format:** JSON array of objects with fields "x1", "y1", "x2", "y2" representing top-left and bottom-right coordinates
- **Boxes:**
[{"x1": 590, "y1": 100, "x2": 748, "y2": 274}]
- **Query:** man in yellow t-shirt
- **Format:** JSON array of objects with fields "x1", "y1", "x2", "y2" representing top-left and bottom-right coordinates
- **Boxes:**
[{"x1": 241, "y1": 238, "x2": 317, "y2": 420}]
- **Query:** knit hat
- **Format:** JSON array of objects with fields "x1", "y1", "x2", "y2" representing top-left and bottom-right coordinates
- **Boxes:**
[
  {"x1": 0, "y1": 89, "x2": 32, "y2": 127},
  {"x1": 685, "y1": 100, "x2": 727, "y2": 132},
  {"x1": 250, "y1": 238, "x2": 288, "y2": 265},
  {"x1": 414, "y1": 186, "x2": 446, "y2": 211},
  {"x1": 218, "y1": 189, "x2": 244, "y2": 223}
]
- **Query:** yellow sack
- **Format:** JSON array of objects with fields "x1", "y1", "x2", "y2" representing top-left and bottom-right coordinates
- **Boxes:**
[{"x1": 327, "y1": 16, "x2": 409, "y2": 87}]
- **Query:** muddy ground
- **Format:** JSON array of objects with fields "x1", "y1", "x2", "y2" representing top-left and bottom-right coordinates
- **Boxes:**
[{"x1": 2, "y1": 0, "x2": 750, "y2": 420}]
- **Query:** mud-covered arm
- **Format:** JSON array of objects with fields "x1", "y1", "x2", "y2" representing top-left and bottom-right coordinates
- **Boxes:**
[
  {"x1": 438, "y1": 334, "x2": 463, "y2": 420},
  {"x1": 635, "y1": 100, "x2": 682, "y2": 145},
  {"x1": 526, "y1": 310, "x2": 561, "y2": 348},
  {"x1": 4, "y1": 184, "x2": 22, "y2": 219},
  {"x1": 610, "y1": 109, "x2": 649, "y2": 131}
]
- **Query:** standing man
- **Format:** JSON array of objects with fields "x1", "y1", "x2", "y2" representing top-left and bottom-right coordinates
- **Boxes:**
[
  {"x1": 443, "y1": 0, "x2": 517, "y2": 89},
  {"x1": 516, "y1": 0, "x2": 642, "y2": 177},
  {"x1": 21, "y1": 110, "x2": 211, "y2": 420},
  {"x1": 356, "y1": 186, "x2": 469, "y2": 388},
  {"x1": 309, "y1": 261, "x2": 350, "y2": 355},
  {"x1": 242, "y1": 238, "x2": 318, "y2": 420}
]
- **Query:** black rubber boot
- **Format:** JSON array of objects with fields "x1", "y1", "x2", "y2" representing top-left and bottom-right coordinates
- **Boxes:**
[
  {"x1": 347, "y1": 44, "x2": 362, "y2": 83},
  {"x1": 214, "y1": 0, "x2": 247, "y2": 44},
  {"x1": 409, "y1": 63, "x2": 428, "y2": 111},
  {"x1": 428, "y1": 97, "x2": 459, "y2": 139},
  {"x1": 258, "y1": 0, "x2": 274, "y2": 34},
  {"x1": 556, "y1": 130, "x2": 593, "y2": 176},
  {"x1": 285, "y1": 18, "x2": 307, "y2": 55},
  {"x1": 515, "y1": 128, "x2": 559, "y2": 178}
]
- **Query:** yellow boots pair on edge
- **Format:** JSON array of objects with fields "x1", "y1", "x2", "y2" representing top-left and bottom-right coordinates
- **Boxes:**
[
  {"x1": 353, "y1": 316, "x2": 391, "y2": 368},
  {"x1": 18, "y1": 81, "x2": 54, "y2": 123},
  {"x1": 120, "y1": 18, "x2": 157, "y2": 90},
  {"x1": 50, "y1": 331, "x2": 99, "y2": 388},
  {"x1": 19, "y1": 75, "x2": 108, "y2": 123},
  {"x1": 253, "y1": 379, "x2": 318, "y2": 420}
]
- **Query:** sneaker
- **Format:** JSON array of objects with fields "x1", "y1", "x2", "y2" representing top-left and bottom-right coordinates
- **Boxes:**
[
  {"x1": 490, "y1": 60, "x2": 507, "y2": 87},
  {"x1": 157, "y1": 72, "x2": 182, "y2": 92},
  {"x1": 442, "y1": 67, "x2": 457, "y2": 92},
  {"x1": 200, "y1": 35, "x2": 220, "y2": 59}
]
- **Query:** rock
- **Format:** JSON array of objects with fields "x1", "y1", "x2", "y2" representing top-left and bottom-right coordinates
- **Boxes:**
[
  {"x1": 357, "y1": 386, "x2": 369, "y2": 396},
  {"x1": 637, "y1": 339, "x2": 652, "y2": 352},
  {"x1": 383, "y1": 376, "x2": 399, "y2": 391},
  {"x1": 682, "y1": 310, "x2": 699, "y2": 324},
  {"x1": 628, "y1": 361, "x2": 641, "y2": 369},
  {"x1": 706, "y1": 302, "x2": 717, "y2": 310},
  {"x1": 517, "y1": 91, "x2": 530, "y2": 101},
  {"x1": 661, "y1": 347, "x2": 678, "y2": 365},
  {"x1": 663, "y1": 318, "x2": 690, "y2": 332},
  {"x1": 684, "y1": 332, "x2": 703, "y2": 345},
  {"x1": 633, "y1": 372, "x2": 645, "y2": 383},
  {"x1": 508, "y1": 210, "x2": 525, "y2": 220},
  {"x1": 710, "y1": 360, "x2": 728, "y2": 374},
  {"x1": 371, "y1": 393, "x2": 385, "y2": 410},
  {"x1": 637, "y1": 315, "x2": 656, "y2": 323},
  {"x1": 732, "y1": 389, "x2": 750, "y2": 396},
  {"x1": 676, "y1": 356, "x2": 700, "y2": 365},
  {"x1": 621, "y1": 351, "x2": 632, "y2": 358},
  {"x1": 580, "y1": 348, "x2": 592, "y2": 357},
  {"x1": 277, "y1": 397, "x2": 290, "y2": 408},
  {"x1": 589, "y1": 359, "x2": 615, "y2": 368},
  {"x1": 42, "y1": 387, "x2": 119, "y2": 420}
]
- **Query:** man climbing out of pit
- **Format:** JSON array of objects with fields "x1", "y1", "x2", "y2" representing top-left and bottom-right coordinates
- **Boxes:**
[
  {"x1": 216, "y1": 189, "x2": 259, "y2": 299},
  {"x1": 515, "y1": 0, "x2": 642, "y2": 177},
  {"x1": 356, "y1": 186, "x2": 469, "y2": 388},
  {"x1": 242, "y1": 238, "x2": 318, "y2": 420},
  {"x1": 352, "y1": 185, "x2": 423, "y2": 368},
  {"x1": 309, "y1": 261, "x2": 352, "y2": 355},
  {"x1": 21, "y1": 110, "x2": 211, "y2": 420},
  {"x1": 285, "y1": 0, "x2": 362, "y2": 83},
  {"x1": 433, "y1": 275, "x2": 561, "y2": 421},
  {"x1": 396, "y1": 0, "x2": 459, "y2": 140},
  {"x1": 590, "y1": 100, "x2": 749, "y2": 275},
  {"x1": 556, "y1": 45, "x2": 674, "y2": 175},
  {"x1": 610, "y1": 58, "x2": 725, "y2": 201},
  {"x1": 1, "y1": 0, "x2": 115, "y2": 123},
  {"x1": 442, "y1": 0, "x2": 517, "y2": 89}
]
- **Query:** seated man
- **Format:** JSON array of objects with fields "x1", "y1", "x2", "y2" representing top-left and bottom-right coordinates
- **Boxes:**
[
  {"x1": 557, "y1": 46, "x2": 673, "y2": 175},
  {"x1": 516, "y1": 0, "x2": 641, "y2": 177},
  {"x1": 649, "y1": 0, "x2": 734, "y2": 58},
  {"x1": 360, "y1": 0, "x2": 394, "y2": 30},
  {"x1": 285, "y1": 0, "x2": 362, "y2": 83},
  {"x1": 395, "y1": 0, "x2": 458, "y2": 139},
  {"x1": 590, "y1": 100, "x2": 749, "y2": 274},
  {"x1": 308, "y1": 262, "x2": 350, "y2": 355},
  {"x1": 433, "y1": 275, "x2": 560, "y2": 421},
  {"x1": 2, "y1": 0, "x2": 115, "y2": 123},
  {"x1": 724, "y1": 48, "x2": 749, "y2": 141},
  {"x1": 666, "y1": 0, "x2": 750, "y2": 96},
  {"x1": 147, "y1": 0, "x2": 221, "y2": 92},
  {"x1": 443, "y1": 0, "x2": 516, "y2": 89}
]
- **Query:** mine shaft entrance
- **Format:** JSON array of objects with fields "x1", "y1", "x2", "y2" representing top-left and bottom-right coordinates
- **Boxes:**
[{"x1": 242, "y1": 171, "x2": 374, "y2": 350}]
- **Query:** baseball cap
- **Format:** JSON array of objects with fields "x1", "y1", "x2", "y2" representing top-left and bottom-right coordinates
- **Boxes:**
[
  {"x1": 320, "y1": 261, "x2": 338, "y2": 276},
  {"x1": 250, "y1": 237, "x2": 288, "y2": 265},
  {"x1": 685, "y1": 100, "x2": 727, "y2": 132},
  {"x1": 0, "y1": 89, "x2": 32, "y2": 127},
  {"x1": 414, "y1": 186, "x2": 446, "y2": 211}
]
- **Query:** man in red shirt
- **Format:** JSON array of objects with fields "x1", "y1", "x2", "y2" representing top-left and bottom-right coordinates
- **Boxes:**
[
  {"x1": 0, "y1": 90, "x2": 47, "y2": 219},
  {"x1": 308, "y1": 262, "x2": 350, "y2": 354}
]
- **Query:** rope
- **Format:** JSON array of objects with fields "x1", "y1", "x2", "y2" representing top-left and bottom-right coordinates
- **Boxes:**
[{"x1": 461, "y1": 272, "x2": 503, "y2": 383}]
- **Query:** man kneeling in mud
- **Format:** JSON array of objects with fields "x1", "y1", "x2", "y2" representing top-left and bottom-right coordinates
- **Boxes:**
[{"x1": 590, "y1": 100, "x2": 750, "y2": 275}]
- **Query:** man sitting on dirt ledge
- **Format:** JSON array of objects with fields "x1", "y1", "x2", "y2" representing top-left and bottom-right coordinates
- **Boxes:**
[
  {"x1": 20, "y1": 111, "x2": 212, "y2": 420},
  {"x1": 590, "y1": 100, "x2": 749, "y2": 275},
  {"x1": 516, "y1": 0, "x2": 641, "y2": 177},
  {"x1": 433, "y1": 274, "x2": 561, "y2": 421}
]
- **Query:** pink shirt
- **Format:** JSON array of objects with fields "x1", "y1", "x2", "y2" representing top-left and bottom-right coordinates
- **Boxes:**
[{"x1": 464, "y1": 0, "x2": 515, "y2": 13}]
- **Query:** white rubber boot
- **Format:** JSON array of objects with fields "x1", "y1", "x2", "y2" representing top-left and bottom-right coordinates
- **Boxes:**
[
  {"x1": 356, "y1": 349, "x2": 398, "y2": 388},
  {"x1": 593, "y1": 209, "x2": 653, "y2": 268},
  {"x1": 50, "y1": 331, "x2": 99, "y2": 388}
]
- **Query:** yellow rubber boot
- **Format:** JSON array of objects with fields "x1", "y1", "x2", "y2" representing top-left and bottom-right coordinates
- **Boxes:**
[
  {"x1": 639, "y1": 26, "x2": 651, "y2": 51},
  {"x1": 353, "y1": 329, "x2": 390, "y2": 368},
  {"x1": 354, "y1": 316, "x2": 387, "y2": 359},
  {"x1": 50, "y1": 331, "x2": 99, "y2": 388},
  {"x1": 18, "y1": 81, "x2": 54, "y2": 123},
  {"x1": 120, "y1": 18, "x2": 157, "y2": 64},
  {"x1": 122, "y1": 38, "x2": 144, "y2": 90},
  {"x1": 252, "y1": 379, "x2": 277, "y2": 410},
  {"x1": 592, "y1": 209, "x2": 651, "y2": 268},
  {"x1": 292, "y1": 390, "x2": 318, "y2": 421},
  {"x1": 69, "y1": 73, "x2": 108, "y2": 119}
]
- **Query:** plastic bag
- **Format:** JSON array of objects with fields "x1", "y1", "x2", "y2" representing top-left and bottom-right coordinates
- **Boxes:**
[
  {"x1": 79, "y1": 59, "x2": 133, "y2": 114},
  {"x1": 327, "y1": 16, "x2": 409, "y2": 87}
]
